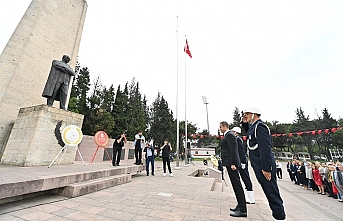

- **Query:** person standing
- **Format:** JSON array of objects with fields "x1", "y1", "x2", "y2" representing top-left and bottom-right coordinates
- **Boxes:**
[
  {"x1": 242, "y1": 107, "x2": 286, "y2": 220},
  {"x1": 231, "y1": 126, "x2": 255, "y2": 204},
  {"x1": 134, "y1": 131, "x2": 145, "y2": 165},
  {"x1": 286, "y1": 160, "x2": 293, "y2": 181},
  {"x1": 220, "y1": 121, "x2": 247, "y2": 218},
  {"x1": 161, "y1": 139, "x2": 173, "y2": 177},
  {"x1": 276, "y1": 160, "x2": 283, "y2": 179},
  {"x1": 112, "y1": 132, "x2": 127, "y2": 166},
  {"x1": 144, "y1": 143, "x2": 155, "y2": 176}
]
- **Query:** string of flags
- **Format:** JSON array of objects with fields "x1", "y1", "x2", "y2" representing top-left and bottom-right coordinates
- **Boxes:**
[{"x1": 187, "y1": 126, "x2": 343, "y2": 141}]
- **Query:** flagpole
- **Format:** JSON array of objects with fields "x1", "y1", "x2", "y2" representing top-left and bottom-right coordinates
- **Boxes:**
[
  {"x1": 184, "y1": 34, "x2": 189, "y2": 166},
  {"x1": 175, "y1": 16, "x2": 180, "y2": 169}
]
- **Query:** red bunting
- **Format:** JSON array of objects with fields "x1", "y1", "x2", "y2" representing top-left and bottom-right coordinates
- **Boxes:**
[
  {"x1": 331, "y1": 128, "x2": 337, "y2": 133},
  {"x1": 311, "y1": 131, "x2": 316, "y2": 135},
  {"x1": 289, "y1": 133, "x2": 293, "y2": 137},
  {"x1": 243, "y1": 136, "x2": 247, "y2": 141},
  {"x1": 318, "y1": 130, "x2": 322, "y2": 135}
]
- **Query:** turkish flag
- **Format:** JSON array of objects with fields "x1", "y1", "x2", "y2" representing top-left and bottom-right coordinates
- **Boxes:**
[{"x1": 184, "y1": 39, "x2": 192, "y2": 58}]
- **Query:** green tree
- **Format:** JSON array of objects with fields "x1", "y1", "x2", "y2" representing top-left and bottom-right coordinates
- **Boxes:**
[
  {"x1": 83, "y1": 76, "x2": 114, "y2": 135},
  {"x1": 229, "y1": 107, "x2": 242, "y2": 129},
  {"x1": 126, "y1": 78, "x2": 146, "y2": 140},
  {"x1": 68, "y1": 66, "x2": 90, "y2": 115},
  {"x1": 149, "y1": 93, "x2": 175, "y2": 148},
  {"x1": 332, "y1": 118, "x2": 343, "y2": 150},
  {"x1": 112, "y1": 84, "x2": 130, "y2": 138},
  {"x1": 290, "y1": 107, "x2": 316, "y2": 157},
  {"x1": 314, "y1": 108, "x2": 338, "y2": 159}
]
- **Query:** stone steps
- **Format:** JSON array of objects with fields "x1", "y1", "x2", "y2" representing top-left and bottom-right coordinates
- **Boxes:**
[
  {"x1": 55, "y1": 173, "x2": 132, "y2": 198},
  {"x1": 0, "y1": 164, "x2": 144, "y2": 204}
]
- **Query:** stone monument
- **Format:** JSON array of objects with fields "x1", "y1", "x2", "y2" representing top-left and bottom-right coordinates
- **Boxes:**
[{"x1": 0, "y1": 0, "x2": 88, "y2": 165}]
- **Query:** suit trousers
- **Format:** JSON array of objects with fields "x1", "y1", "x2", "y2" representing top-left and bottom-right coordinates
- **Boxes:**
[
  {"x1": 253, "y1": 168, "x2": 285, "y2": 220},
  {"x1": 226, "y1": 166, "x2": 247, "y2": 213},
  {"x1": 162, "y1": 157, "x2": 172, "y2": 174},
  {"x1": 239, "y1": 165, "x2": 253, "y2": 191},
  {"x1": 134, "y1": 147, "x2": 142, "y2": 164},
  {"x1": 112, "y1": 146, "x2": 122, "y2": 165}
]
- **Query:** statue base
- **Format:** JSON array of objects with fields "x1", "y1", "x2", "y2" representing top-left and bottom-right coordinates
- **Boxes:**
[{"x1": 0, "y1": 105, "x2": 84, "y2": 166}]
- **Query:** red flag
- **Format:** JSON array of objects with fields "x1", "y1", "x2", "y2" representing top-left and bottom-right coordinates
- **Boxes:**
[{"x1": 184, "y1": 39, "x2": 192, "y2": 58}]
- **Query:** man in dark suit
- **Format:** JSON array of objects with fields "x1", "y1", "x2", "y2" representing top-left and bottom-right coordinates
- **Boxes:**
[
  {"x1": 231, "y1": 126, "x2": 255, "y2": 204},
  {"x1": 220, "y1": 121, "x2": 247, "y2": 217},
  {"x1": 241, "y1": 107, "x2": 285, "y2": 220}
]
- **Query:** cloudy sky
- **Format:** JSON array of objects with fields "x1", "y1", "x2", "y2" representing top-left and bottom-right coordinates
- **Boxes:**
[{"x1": 1, "y1": 0, "x2": 342, "y2": 134}]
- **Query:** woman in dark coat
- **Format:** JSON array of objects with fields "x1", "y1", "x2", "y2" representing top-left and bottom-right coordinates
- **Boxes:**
[{"x1": 299, "y1": 161, "x2": 307, "y2": 186}]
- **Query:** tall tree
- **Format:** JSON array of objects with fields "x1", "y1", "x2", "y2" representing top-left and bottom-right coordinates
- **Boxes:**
[
  {"x1": 112, "y1": 84, "x2": 130, "y2": 138},
  {"x1": 314, "y1": 108, "x2": 337, "y2": 158},
  {"x1": 68, "y1": 66, "x2": 91, "y2": 115},
  {"x1": 149, "y1": 93, "x2": 175, "y2": 148},
  {"x1": 229, "y1": 107, "x2": 242, "y2": 129},
  {"x1": 83, "y1": 76, "x2": 114, "y2": 135},
  {"x1": 127, "y1": 78, "x2": 146, "y2": 140},
  {"x1": 290, "y1": 107, "x2": 316, "y2": 157}
]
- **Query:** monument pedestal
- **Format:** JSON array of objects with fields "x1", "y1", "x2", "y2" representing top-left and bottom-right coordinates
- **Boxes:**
[{"x1": 0, "y1": 105, "x2": 84, "y2": 167}]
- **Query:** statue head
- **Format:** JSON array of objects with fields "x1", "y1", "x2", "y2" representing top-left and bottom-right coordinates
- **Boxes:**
[{"x1": 62, "y1": 55, "x2": 71, "y2": 63}]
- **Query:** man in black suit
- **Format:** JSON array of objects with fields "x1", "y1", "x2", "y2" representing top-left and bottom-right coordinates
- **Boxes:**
[{"x1": 220, "y1": 121, "x2": 247, "y2": 217}]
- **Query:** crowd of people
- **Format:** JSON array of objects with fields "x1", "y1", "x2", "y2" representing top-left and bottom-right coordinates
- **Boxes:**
[{"x1": 285, "y1": 158, "x2": 343, "y2": 202}]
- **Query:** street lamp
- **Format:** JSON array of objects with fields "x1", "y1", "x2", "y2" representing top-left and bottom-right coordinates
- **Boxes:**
[{"x1": 201, "y1": 96, "x2": 210, "y2": 134}]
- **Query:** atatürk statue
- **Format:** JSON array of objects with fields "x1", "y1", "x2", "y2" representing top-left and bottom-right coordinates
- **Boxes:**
[{"x1": 42, "y1": 55, "x2": 75, "y2": 110}]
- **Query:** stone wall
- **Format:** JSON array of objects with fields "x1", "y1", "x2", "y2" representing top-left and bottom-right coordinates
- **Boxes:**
[
  {"x1": 76, "y1": 136, "x2": 136, "y2": 165},
  {"x1": 0, "y1": 0, "x2": 87, "y2": 159}
]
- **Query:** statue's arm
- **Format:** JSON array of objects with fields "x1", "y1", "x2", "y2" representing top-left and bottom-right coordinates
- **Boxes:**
[{"x1": 53, "y1": 61, "x2": 75, "y2": 76}]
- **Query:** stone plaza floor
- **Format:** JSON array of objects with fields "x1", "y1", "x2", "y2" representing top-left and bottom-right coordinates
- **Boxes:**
[{"x1": 0, "y1": 160, "x2": 342, "y2": 220}]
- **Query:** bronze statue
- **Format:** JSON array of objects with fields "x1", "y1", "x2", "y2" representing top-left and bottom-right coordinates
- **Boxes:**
[{"x1": 42, "y1": 55, "x2": 75, "y2": 109}]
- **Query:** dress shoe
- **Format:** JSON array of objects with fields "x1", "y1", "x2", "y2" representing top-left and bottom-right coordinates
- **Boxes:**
[
  {"x1": 116, "y1": 164, "x2": 120, "y2": 166},
  {"x1": 230, "y1": 210, "x2": 247, "y2": 217},
  {"x1": 146, "y1": 174, "x2": 149, "y2": 176},
  {"x1": 230, "y1": 207, "x2": 237, "y2": 212},
  {"x1": 151, "y1": 173, "x2": 155, "y2": 176}
]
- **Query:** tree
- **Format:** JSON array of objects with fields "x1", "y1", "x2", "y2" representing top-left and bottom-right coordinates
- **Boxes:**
[
  {"x1": 332, "y1": 118, "x2": 343, "y2": 150},
  {"x1": 83, "y1": 76, "x2": 114, "y2": 135},
  {"x1": 68, "y1": 66, "x2": 91, "y2": 115},
  {"x1": 127, "y1": 78, "x2": 146, "y2": 140},
  {"x1": 149, "y1": 93, "x2": 175, "y2": 148},
  {"x1": 290, "y1": 107, "x2": 316, "y2": 157},
  {"x1": 112, "y1": 84, "x2": 130, "y2": 138},
  {"x1": 314, "y1": 108, "x2": 338, "y2": 159},
  {"x1": 229, "y1": 107, "x2": 242, "y2": 129}
]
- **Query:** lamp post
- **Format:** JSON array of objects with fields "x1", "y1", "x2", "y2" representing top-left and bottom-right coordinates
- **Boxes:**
[{"x1": 201, "y1": 96, "x2": 210, "y2": 134}]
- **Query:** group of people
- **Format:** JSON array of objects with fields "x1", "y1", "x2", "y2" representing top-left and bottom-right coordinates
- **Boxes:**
[
  {"x1": 219, "y1": 107, "x2": 286, "y2": 220},
  {"x1": 286, "y1": 158, "x2": 343, "y2": 202},
  {"x1": 111, "y1": 130, "x2": 173, "y2": 177}
]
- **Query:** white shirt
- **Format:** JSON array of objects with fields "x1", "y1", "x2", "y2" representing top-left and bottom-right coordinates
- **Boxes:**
[{"x1": 276, "y1": 162, "x2": 282, "y2": 169}]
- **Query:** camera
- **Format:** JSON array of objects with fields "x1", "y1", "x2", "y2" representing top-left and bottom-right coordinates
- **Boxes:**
[{"x1": 122, "y1": 130, "x2": 127, "y2": 136}]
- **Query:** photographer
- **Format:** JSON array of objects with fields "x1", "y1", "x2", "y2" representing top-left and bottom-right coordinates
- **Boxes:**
[
  {"x1": 161, "y1": 139, "x2": 173, "y2": 177},
  {"x1": 134, "y1": 131, "x2": 145, "y2": 165},
  {"x1": 144, "y1": 143, "x2": 155, "y2": 176},
  {"x1": 112, "y1": 132, "x2": 127, "y2": 166}
]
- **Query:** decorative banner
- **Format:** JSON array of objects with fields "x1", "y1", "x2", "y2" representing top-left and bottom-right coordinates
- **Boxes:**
[
  {"x1": 62, "y1": 125, "x2": 83, "y2": 146},
  {"x1": 188, "y1": 126, "x2": 342, "y2": 140},
  {"x1": 94, "y1": 131, "x2": 109, "y2": 147}
]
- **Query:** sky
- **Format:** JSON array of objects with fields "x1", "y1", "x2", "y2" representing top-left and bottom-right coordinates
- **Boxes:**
[{"x1": 1, "y1": 0, "x2": 342, "y2": 135}]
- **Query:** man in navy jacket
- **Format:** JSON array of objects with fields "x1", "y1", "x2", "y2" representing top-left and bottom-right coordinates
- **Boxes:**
[{"x1": 241, "y1": 107, "x2": 286, "y2": 220}]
